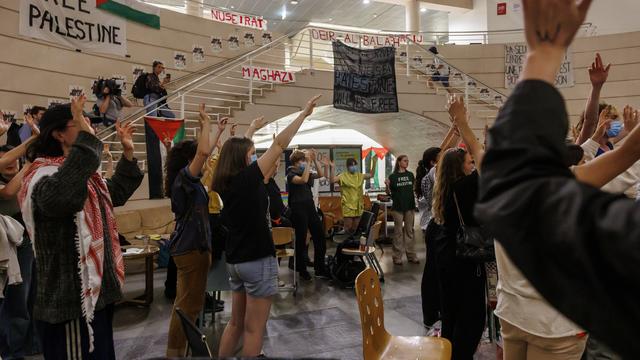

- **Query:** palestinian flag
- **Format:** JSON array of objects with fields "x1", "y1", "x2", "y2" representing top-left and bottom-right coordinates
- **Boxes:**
[{"x1": 96, "y1": 0, "x2": 161, "y2": 29}]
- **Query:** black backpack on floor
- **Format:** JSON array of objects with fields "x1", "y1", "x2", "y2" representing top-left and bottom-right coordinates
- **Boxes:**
[{"x1": 327, "y1": 239, "x2": 366, "y2": 288}]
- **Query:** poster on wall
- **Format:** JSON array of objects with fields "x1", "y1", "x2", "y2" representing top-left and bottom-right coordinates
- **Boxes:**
[
  {"x1": 23, "y1": 104, "x2": 34, "y2": 115},
  {"x1": 210, "y1": 8, "x2": 267, "y2": 31},
  {"x1": 244, "y1": 33, "x2": 255, "y2": 47},
  {"x1": 132, "y1": 66, "x2": 145, "y2": 79},
  {"x1": 68, "y1": 85, "x2": 85, "y2": 99},
  {"x1": 262, "y1": 33, "x2": 273, "y2": 45},
  {"x1": 241, "y1": 66, "x2": 296, "y2": 83},
  {"x1": 174, "y1": 52, "x2": 187, "y2": 69},
  {"x1": 19, "y1": 0, "x2": 127, "y2": 57},
  {"x1": 505, "y1": 43, "x2": 573, "y2": 88},
  {"x1": 192, "y1": 45, "x2": 205, "y2": 63},
  {"x1": 333, "y1": 41, "x2": 398, "y2": 113},
  {"x1": 228, "y1": 35, "x2": 240, "y2": 50},
  {"x1": 316, "y1": 148, "x2": 332, "y2": 193},
  {"x1": 210, "y1": 36, "x2": 223, "y2": 53},
  {"x1": 1, "y1": 111, "x2": 16, "y2": 122},
  {"x1": 48, "y1": 98, "x2": 66, "y2": 108}
]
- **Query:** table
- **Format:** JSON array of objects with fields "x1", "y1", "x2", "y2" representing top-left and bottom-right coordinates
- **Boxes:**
[{"x1": 120, "y1": 245, "x2": 160, "y2": 306}]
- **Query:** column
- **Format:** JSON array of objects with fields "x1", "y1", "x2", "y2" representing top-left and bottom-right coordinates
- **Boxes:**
[
  {"x1": 185, "y1": 0, "x2": 203, "y2": 17},
  {"x1": 405, "y1": 0, "x2": 420, "y2": 32}
]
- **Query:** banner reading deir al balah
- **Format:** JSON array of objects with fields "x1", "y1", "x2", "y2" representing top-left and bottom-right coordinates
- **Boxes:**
[{"x1": 20, "y1": 0, "x2": 127, "y2": 57}]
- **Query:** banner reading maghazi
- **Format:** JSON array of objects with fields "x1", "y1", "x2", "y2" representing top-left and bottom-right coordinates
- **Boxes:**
[
  {"x1": 211, "y1": 9, "x2": 267, "y2": 31},
  {"x1": 19, "y1": 0, "x2": 127, "y2": 56},
  {"x1": 241, "y1": 66, "x2": 295, "y2": 84}
]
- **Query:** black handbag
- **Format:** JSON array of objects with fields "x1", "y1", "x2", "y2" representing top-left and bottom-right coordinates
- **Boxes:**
[{"x1": 453, "y1": 193, "x2": 495, "y2": 262}]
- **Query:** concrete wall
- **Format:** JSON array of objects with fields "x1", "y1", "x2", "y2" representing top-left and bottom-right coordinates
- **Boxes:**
[{"x1": 0, "y1": 0, "x2": 281, "y2": 119}]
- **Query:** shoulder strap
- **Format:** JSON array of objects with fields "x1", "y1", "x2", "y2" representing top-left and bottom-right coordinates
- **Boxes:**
[{"x1": 453, "y1": 192, "x2": 466, "y2": 226}]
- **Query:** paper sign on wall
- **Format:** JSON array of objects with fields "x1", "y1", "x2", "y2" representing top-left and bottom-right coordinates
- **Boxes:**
[
  {"x1": 69, "y1": 85, "x2": 85, "y2": 98},
  {"x1": 244, "y1": 33, "x2": 255, "y2": 47},
  {"x1": 228, "y1": 35, "x2": 240, "y2": 50},
  {"x1": 210, "y1": 8, "x2": 267, "y2": 31},
  {"x1": 48, "y1": 98, "x2": 66, "y2": 107},
  {"x1": 241, "y1": 66, "x2": 296, "y2": 83},
  {"x1": 497, "y1": 2, "x2": 507, "y2": 15},
  {"x1": 174, "y1": 52, "x2": 186, "y2": 69},
  {"x1": 132, "y1": 66, "x2": 145, "y2": 79},
  {"x1": 192, "y1": 45, "x2": 205, "y2": 63},
  {"x1": 19, "y1": 0, "x2": 127, "y2": 57},
  {"x1": 505, "y1": 43, "x2": 574, "y2": 88},
  {"x1": 210, "y1": 36, "x2": 223, "y2": 53},
  {"x1": 262, "y1": 33, "x2": 273, "y2": 45}
]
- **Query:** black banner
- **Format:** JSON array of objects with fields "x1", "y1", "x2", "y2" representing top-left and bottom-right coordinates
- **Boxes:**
[{"x1": 332, "y1": 41, "x2": 398, "y2": 113}]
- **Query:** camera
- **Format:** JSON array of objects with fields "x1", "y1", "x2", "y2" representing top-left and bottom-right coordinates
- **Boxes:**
[{"x1": 92, "y1": 78, "x2": 122, "y2": 98}]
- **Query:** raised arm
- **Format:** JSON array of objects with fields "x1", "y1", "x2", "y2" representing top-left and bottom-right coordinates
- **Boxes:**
[
  {"x1": 448, "y1": 95, "x2": 484, "y2": 171},
  {"x1": 188, "y1": 104, "x2": 227, "y2": 178},
  {"x1": 576, "y1": 53, "x2": 610, "y2": 145},
  {"x1": 0, "y1": 115, "x2": 36, "y2": 172},
  {"x1": 244, "y1": 116, "x2": 267, "y2": 139},
  {"x1": 290, "y1": 153, "x2": 312, "y2": 185},
  {"x1": 257, "y1": 95, "x2": 321, "y2": 176},
  {"x1": 364, "y1": 157, "x2": 378, "y2": 180},
  {"x1": 574, "y1": 105, "x2": 640, "y2": 187},
  {"x1": 0, "y1": 164, "x2": 29, "y2": 199},
  {"x1": 309, "y1": 149, "x2": 324, "y2": 178},
  {"x1": 99, "y1": 95, "x2": 111, "y2": 115}
]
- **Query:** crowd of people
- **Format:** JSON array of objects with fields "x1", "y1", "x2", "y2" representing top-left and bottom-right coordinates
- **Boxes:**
[{"x1": 2, "y1": 0, "x2": 640, "y2": 359}]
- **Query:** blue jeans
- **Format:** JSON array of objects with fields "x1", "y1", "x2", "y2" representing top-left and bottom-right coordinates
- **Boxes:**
[
  {"x1": 143, "y1": 93, "x2": 176, "y2": 118},
  {"x1": 0, "y1": 240, "x2": 40, "y2": 358}
]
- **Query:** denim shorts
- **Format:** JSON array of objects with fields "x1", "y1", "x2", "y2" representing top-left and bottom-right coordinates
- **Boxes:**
[{"x1": 227, "y1": 256, "x2": 278, "y2": 297}]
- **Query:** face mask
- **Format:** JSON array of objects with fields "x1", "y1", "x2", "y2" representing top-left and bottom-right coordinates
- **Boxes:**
[
  {"x1": 250, "y1": 154, "x2": 258, "y2": 163},
  {"x1": 348, "y1": 165, "x2": 358, "y2": 173},
  {"x1": 298, "y1": 162, "x2": 307, "y2": 172},
  {"x1": 607, "y1": 120, "x2": 623, "y2": 138}
]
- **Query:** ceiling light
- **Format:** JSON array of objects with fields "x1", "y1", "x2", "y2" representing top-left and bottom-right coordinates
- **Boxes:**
[
  {"x1": 230, "y1": 5, "x2": 235, "y2": 9},
  {"x1": 290, "y1": 0, "x2": 299, "y2": 4},
  {"x1": 328, "y1": 18, "x2": 333, "y2": 21},
  {"x1": 281, "y1": 4, "x2": 287, "y2": 19},
  {"x1": 420, "y1": 7, "x2": 427, "y2": 12},
  {"x1": 363, "y1": 0, "x2": 370, "y2": 4}
]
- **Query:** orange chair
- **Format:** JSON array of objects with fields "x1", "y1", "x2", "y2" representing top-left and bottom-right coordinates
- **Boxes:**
[{"x1": 355, "y1": 268, "x2": 452, "y2": 360}]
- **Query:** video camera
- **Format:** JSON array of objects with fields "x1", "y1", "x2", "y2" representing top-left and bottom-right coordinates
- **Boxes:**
[{"x1": 92, "y1": 78, "x2": 123, "y2": 98}]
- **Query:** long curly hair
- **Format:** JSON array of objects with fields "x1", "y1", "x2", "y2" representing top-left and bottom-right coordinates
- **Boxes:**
[{"x1": 432, "y1": 148, "x2": 467, "y2": 225}]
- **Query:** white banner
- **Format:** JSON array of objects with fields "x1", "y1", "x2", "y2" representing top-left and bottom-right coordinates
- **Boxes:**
[
  {"x1": 505, "y1": 43, "x2": 574, "y2": 88},
  {"x1": 310, "y1": 28, "x2": 426, "y2": 47},
  {"x1": 211, "y1": 9, "x2": 267, "y2": 31},
  {"x1": 19, "y1": 0, "x2": 127, "y2": 57},
  {"x1": 241, "y1": 66, "x2": 295, "y2": 84}
]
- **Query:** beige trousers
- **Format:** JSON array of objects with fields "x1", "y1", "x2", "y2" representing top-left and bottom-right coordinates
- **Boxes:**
[
  {"x1": 501, "y1": 320, "x2": 587, "y2": 360},
  {"x1": 391, "y1": 209, "x2": 416, "y2": 261}
]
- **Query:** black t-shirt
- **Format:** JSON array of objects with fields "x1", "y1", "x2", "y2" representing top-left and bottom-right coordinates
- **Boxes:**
[
  {"x1": 443, "y1": 170, "x2": 479, "y2": 237},
  {"x1": 286, "y1": 167, "x2": 317, "y2": 204},
  {"x1": 220, "y1": 162, "x2": 275, "y2": 264},
  {"x1": 266, "y1": 178, "x2": 285, "y2": 219}
]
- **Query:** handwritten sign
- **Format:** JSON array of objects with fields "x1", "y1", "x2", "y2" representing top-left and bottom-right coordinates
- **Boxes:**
[
  {"x1": 19, "y1": 0, "x2": 127, "y2": 56},
  {"x1": 211, "y1": 9, "x2": 267, "y2": 31},
  {"x1": 333, "y1": 41, "x2": 398, "y2": 113},
  {"x1": 241, "y1": 66, "x2": 295, "y2": 83},
  {"x1": 311, "y1": 29, "x2": 424, "y2": 47},
  {"x1": 505, "y1": 43, "x2": 573, "y2": 88}
]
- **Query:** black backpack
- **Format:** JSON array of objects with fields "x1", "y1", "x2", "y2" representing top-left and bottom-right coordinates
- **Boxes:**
[
  {"x1": 132, "y1": 73, "x2": 149, "y2": 99},
  {"x1": 327, "y1": 239, "x2": 366, "y2": 288}
]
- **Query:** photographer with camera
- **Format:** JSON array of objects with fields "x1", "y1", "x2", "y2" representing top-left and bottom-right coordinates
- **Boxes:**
[
  {"x1": 93, "y1": 78, "x2": 133, "y2": 127},
  {"x1": 143, "y1": 61, "x2": 175, "y2": 118}
]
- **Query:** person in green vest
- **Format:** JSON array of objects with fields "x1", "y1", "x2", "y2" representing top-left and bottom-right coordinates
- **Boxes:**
[
  {"x1": 327, "y1": 157, "x2": 377, "y2": 235},
  {"x1": 385, "y1": 155, "x2": 418, "y2": 265}
]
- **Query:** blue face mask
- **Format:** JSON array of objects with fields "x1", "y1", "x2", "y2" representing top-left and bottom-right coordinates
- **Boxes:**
[
  {"x1": 250, "y1": 154, "x2": 258, "y2": 163},
  {"x1": 607, "y1": 120, "x2": 623, "y2": 138},
  {"x1": 298, "y1": 162, "x2": 306, "y2": 172},
  {"x1": 348, "y1": 165, "x2": 358, "y2": 173}
]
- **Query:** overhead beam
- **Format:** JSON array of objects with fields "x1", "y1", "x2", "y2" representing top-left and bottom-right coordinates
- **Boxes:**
[{"x1": 374, "y1": 0, "x2": 473, "y2": 13}]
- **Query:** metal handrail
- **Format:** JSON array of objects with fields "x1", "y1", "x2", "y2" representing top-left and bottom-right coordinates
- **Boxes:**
[{"x1": 97, "y1": 29, "x2": 299, "y2": 140}]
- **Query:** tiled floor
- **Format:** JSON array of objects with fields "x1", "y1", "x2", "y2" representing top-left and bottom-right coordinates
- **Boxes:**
[{"x1": 112, "y1": 230, "x2": 498, "y2": 359}]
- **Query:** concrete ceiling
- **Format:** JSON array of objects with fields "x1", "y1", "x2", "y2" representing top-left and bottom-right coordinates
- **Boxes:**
[
  {"x1": 256, "y1": 105, "x2": 449, "y2": 162},
  {"x1": 151, "y1": 0, "x2": 451, "y2": 34}
]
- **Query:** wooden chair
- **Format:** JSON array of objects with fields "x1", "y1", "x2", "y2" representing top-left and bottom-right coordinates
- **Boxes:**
[
  {"x1": 272, "y1": 227, "x2": 297, "y2": 295},
  {"x1": 355, "y1": 268, "x2": 452, "y2": 360},
  {"x1": 342, "y1": 221, "x2": 385, "y2": 282}
]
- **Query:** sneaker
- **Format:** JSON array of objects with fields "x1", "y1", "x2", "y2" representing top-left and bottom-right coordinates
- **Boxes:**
[
  {"x1": 299, "y1": 271, "x2": 312, "y2": 281},
  {"x1": 278, "y1": 280, "x2": 286, "y2": 287}
]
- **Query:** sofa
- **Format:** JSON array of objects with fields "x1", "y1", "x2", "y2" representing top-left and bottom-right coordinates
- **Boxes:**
[{"x1": 115, "y1": 205, "x2": 175, "y2": 242}]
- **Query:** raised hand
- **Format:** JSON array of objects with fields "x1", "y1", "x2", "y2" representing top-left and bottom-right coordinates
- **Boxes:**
[
  {"x1": 301, "y1": 95, "x2": 322, "y2": 117},
  {"x1": 24, "y1": 113, "x2": 40, "y2": 136},
  {"x1": 217, "y1": 117, "x2": 229, "y2": 132},
  {"x1": 251, "y1": 116, "x2": 267, "y2": 130},
  {"x1": 116, "y1": 121, "x2": 136, "y2": 153},
  {"x1": 523, "y1": 0, "x2": 592, "y2": 51},
  {"x1": 70, "y1": 95, "x2": 94, "y2": 135},
  {"x1": 589, "y1": 53, "x2": 611, "y2": 87},
  {"x1": 0, "y1": 118, "x2": 10, "y2": 137},
  {"x1": 230, "y1": 123, "x2": 237, "y2": 137},
  {"x1": 309, "y1": 149, "x2": 317, "y2": 161},
  {"x1": 198, "y1": 104, "x2": 210, "y2": 128},
  {"x1": 623, "y1": 105, "x2": 639, "y2": 132},
  {"x1": 103, "y1": 143, "x2": 113, "y2": 159},
  {"x1": 447, "y1": 95, "x2": 468, "y2": 126},
  {"x1": 592, "y1": 107, "x2": 613, "y2": 141}
]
